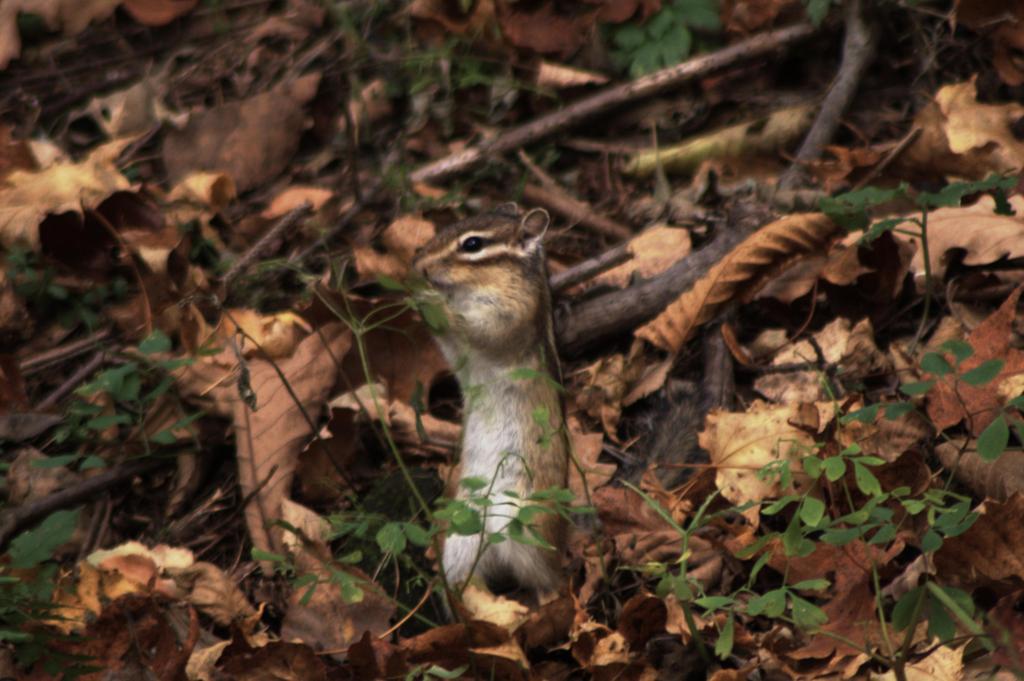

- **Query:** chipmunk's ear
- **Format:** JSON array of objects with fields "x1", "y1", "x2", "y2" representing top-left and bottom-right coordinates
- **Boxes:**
[{"x1": 519, "y1": 208, "x2": 550, "y2": 245}]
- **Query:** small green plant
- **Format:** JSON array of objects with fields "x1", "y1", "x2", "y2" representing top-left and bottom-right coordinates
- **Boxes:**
[
  {"x1": 608, "y1": 0, "x2": 721, "y2": 77},
  {"x1": 46, "y1": 330, "x2": 199, "y2": 470},
  {"x1": 7, "y1": 247, "x2": 129, "y2": 330},
  {"x1": 821, "y1": 174, "x2": 1016, "y2": 347}
]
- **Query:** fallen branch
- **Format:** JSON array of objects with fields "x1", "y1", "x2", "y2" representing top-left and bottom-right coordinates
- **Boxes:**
[
  {"x1": 556, "y1": 203, "x2": 772, "y2": 356},
  {"x1": 549, "y1": 241, "x2": 632, "y2": 292},
  {"x1": 0, "y1": 457, "x2": 168, "y2": 550},
  {"x1": 779, "y1": 0, "x2": 877, "y2": 189},
  {"x1": 524, "y1": 183, "x2": 632, "y2": 240},
  {"x1": 411, "y1": 23, "x2": 817, "y2": 184}
]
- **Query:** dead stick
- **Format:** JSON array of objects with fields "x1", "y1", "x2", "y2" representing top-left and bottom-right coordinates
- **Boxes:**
[
  {"x1": 0, "y1": 457, "x2": 167, "y2": 550},
  {"x1": 19, "y1": 328, "x2": 112, "y2": 375},
  {"x1": 223, "y1": 203, "x2": 313, "y2": 289},
  {"x1": 411, "y1": 23, "x2": 816, "y2": 184},
  {"x1": 556, "y1": 204, "x2": 768, "y2": 356},
  {"x1": 523, "y1": 183, "x2": 632, "y2": 240},
  {"x1": 549, "y1": 241, "x2": 632, "y2": 292},
  {"x1": 37, "y1": 351, "x2": 106, "y2": 411},
  {"x1": 779, "y1": 0, "x2": 876, "y2": 188}
]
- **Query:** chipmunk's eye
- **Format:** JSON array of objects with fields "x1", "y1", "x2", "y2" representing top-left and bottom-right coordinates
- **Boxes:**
[{"x1": 460, "y1": 236, "x2": 486, "y2": 253}]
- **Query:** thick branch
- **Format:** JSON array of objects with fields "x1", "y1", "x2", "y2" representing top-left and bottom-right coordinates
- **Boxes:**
[{"x1": 555, "y1": 204, "x2": 770, "y2": 356}]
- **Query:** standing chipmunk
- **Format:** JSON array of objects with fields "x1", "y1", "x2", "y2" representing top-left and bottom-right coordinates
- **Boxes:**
[{"x1": 412, "y1": 204, "x2": 568, "y2": 607}]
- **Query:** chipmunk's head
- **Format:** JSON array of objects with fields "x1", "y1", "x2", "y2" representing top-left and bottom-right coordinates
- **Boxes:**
[{"x1": 412, "y1": 204, "x2": 552, "y2": 360}]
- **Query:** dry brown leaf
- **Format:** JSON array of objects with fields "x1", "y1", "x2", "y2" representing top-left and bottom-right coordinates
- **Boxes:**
[
  {"x1": 169, "y1": 561, "x2": 257, "y2": 627},
  {"x1": 936, "y1": 440, "x2": 1024, "y2": 501},
  {"x1": 497, "y1": 2, "x2": 595, "y2": 57},
  {"x1": 935, "y1": 494, "x2": 1024, "y2": 585},
  {"x1": 536, "y1": 61, "x2": 609, "y2": 89},
  {"x1": 926, "y1": 285, "x2": 1024, "y2": 434},
  {"x1": 261, "y1": 186, "x2": 333, "y2": 219},
  {"x1": 0, "y1": 139, "x2": 131, "y2": 250},
  {"x1": 410, "y1": 0, "x2": 497, "y2": 36},
  {"x1": 6, "y1": 447, "x2": 78, "y2": 505},
  {"x1": 900, "y1": 195, "x2": 1024, "y2": 287},
  {"x1": 122, "y1": 0, "x2": 198, "y2": 25},
  {"x1": 567, "y1": 419, "x2": 614, "y2": 499},
  {"x1": 163, "y1": 74, "x2": 320, "y2": 192},
  {"x1": 754, "y1": 318, "x2": 890, "y2": 403},
  {"x1": 0, "y1": 124, "x2": 35, "y2": 181},
  {"x1": 0, "y1": 0, "x2": 121, "y2": 69},
  {"x1": 234, "y1": 323, "x2": 351, "y2": 560},
  {"x1": 701, "y1": 401, "x2": 820, "y2": 507},
  {"x1": 590, "y1": 225, "x2": 691, "y2": 290},
  {"x1": 219, "y1": 309, "x2": 311, "y2": 359},
  {"x1": 901, "y1": 79, "x2": 1024, "y2": 178},
  {"x1": 353, "y1": 215, "x2": 435, "y2": 282},
  {"x1": 637, "y1": 213, "x2": 841, "y2": 353},
  {"x1": 168, "y1": 171, "x2": 236, "y2": 212},
  {"x1": 279, "y1": 500, "x2": 395, "y2": 655}
]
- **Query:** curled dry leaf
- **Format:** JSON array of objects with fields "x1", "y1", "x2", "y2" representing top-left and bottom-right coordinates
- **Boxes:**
[
  {"x1": 567, "y1": 418, "x2": 615, "y2": 499},
  {"x1": 219, "y1": 308, "x2": 311, "y2": 359},
  {"x1": 900, "y1": 79, "x2": 1024, "y2": 178},
  {"x1": 169, "y1": 562, "x2": 258, "y2": 627},
  {"x1": 353, "y1": 215, "x2": 436, "y2": 282},
  {"x1": 168, "y1": 171, "x2": 237, "y2": 212},
  {"x1": 637, "y1": 213, "x2": 841, "y2": 354},
  {"x1": 536, "y1": 61, "x2": 609, "y2": 89},
  {"x1": 261, "y1": 185, "x2": 333, "y2": 219},
  {"x1": 901, "y1": 195, "x2": 1024, "y2": 288},
  {"x1": 935, "y1": 440, "x2": 1024, "y2": 502},
  {"x1": 0, "y1": 139, "x2": 131, "y2": 250}
]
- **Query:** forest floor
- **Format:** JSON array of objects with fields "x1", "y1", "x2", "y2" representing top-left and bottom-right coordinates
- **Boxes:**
[{"x1": 2, "y1": 1, "x2": 1024, "y2": 679}]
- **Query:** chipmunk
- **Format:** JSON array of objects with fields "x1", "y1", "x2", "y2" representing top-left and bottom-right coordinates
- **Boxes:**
[{"x1": 412, "y1": 203, "x2": 568, "y2": 608}]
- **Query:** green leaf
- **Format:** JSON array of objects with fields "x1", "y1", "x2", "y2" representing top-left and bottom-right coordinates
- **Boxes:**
[
  {"x1": 714, "y1": 612, "x2": 734, "y2": 659},
  {"x1": 695, "y1": 595, "x2": 735, "y2": 611},
  {"x1": 921, "y1": 528, "x2": 943, "y2": 553},
  {"x1": 853, "y1": 461, "x2": 882, "y2": 497},
  {"x1": 403, "y1": 522, "x2": 433, "y2": 547},
  {"x1": 612, "y1": 23, "x2": 646, "y2": 49},
  {"x1": 978, "y1": 413, "x2": 1009, "y2": 461},
  {"x1": 30, "y1": 454, "x2": 79, "y2": 469},
  {"x1": 376, "y1": 523, "x2": 406, "y2": 554},
  {"x1": 799, "y1": 497, "x2": 826, "y2": 527},
  {"x1": 805, "y1": 0, "x2": 832, "y2": 25},
  {"x1": 419, "y1": 301, "x2": 448, "y2": 333},
  {"x1": 138, "y1": 329, "x2": 171, "y2": 355},
  {"x1": 940, "y1": 339, "x2": 974, "y2": 364},
  {"x1": 891, "y1": 586, "x2": 924, "y2": 631},
  {"x1": 676, "y1": 0, "x2": 721, "y2": 30},
  {"x1": 85, "y1": 413, "x2": 131, "y2": 430},
  {"x1": 841, "y1": 404, "x2": 878, "y2": 424},
  {"x1": 251, "y1": 548, "x2": 287, "y2": 563},
  {"x1": 921, "y1": 352, "x2": 953, "y2": 377},
  {"x1": 960, "y1": 359, "x2": 1004, "y2": 386},
  {"x1": 791, "y1": 578, "x2": 830, "y2": 591},
  {"x1": 646, "y1": 9, "x2": 676, "y2": 38},
  {"x1": 802, "y1": 456, "x2": 823, "y2": 479},
  {"x1": 8, "y1": 509, "x2": 80, "y2": 568},
  {"x1": 819, "y1": 185, "x2": 906, "y2": 232},
  {"x1": 747, "y1": 588, "x2": 787, "y2": 617},
  {"x1": 884, "y1": 402, "x2": 915, "y2": 420},
  {"x1": 917, "y1": 175, "x2": 1017, "y2": 209},
  {"x1": 80, "y1": 455, "x2": 106, "y2": 470},
  {"x1": 791, "y1": 594, "x2": 828, "y2": 629},
  {"x1": 823, "y1": 456, "x2": 846, "y2": 482},
  {"x1": 900, "y1": 380, "x2": 935, "y2": 396},
  {"x1": 820, "y1": 526, "x2": 861, "y2": 546},
  {"x1": 150, "y1": 429, "x2": 176, "y2": 445},
  {"x1": 376, "y1": 274, "x2": 406, "y2": 291}
]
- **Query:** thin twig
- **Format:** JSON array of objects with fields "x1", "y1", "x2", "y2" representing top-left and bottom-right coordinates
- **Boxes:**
[
  {"x1": 852, "y1": 127, "x2": 922, "y2": 190},
  {"x1": 222, "y1": 203, "x2": 313, "y2": 289},
  {"x1": 779, "y1": 0, "x2": 877, "y2": 189},
  {"x1": 523, "y1": 183, "x2": 632, "y2": 240},
  {"x1": 549, "y1": 241, "x2": 632, "y2": 292},
  {"x1": 19, "y1": 328, "x2": 112, "y2": 375},
  {"x1": 411, "y1": 23, "x2": 816, "y2": 184},
  {"x1": 0, "y1": 457, "x2": 168, "y2": 550},
  {"x1": 36, "y1": 351, "x2": 106, "y2": 411}
]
